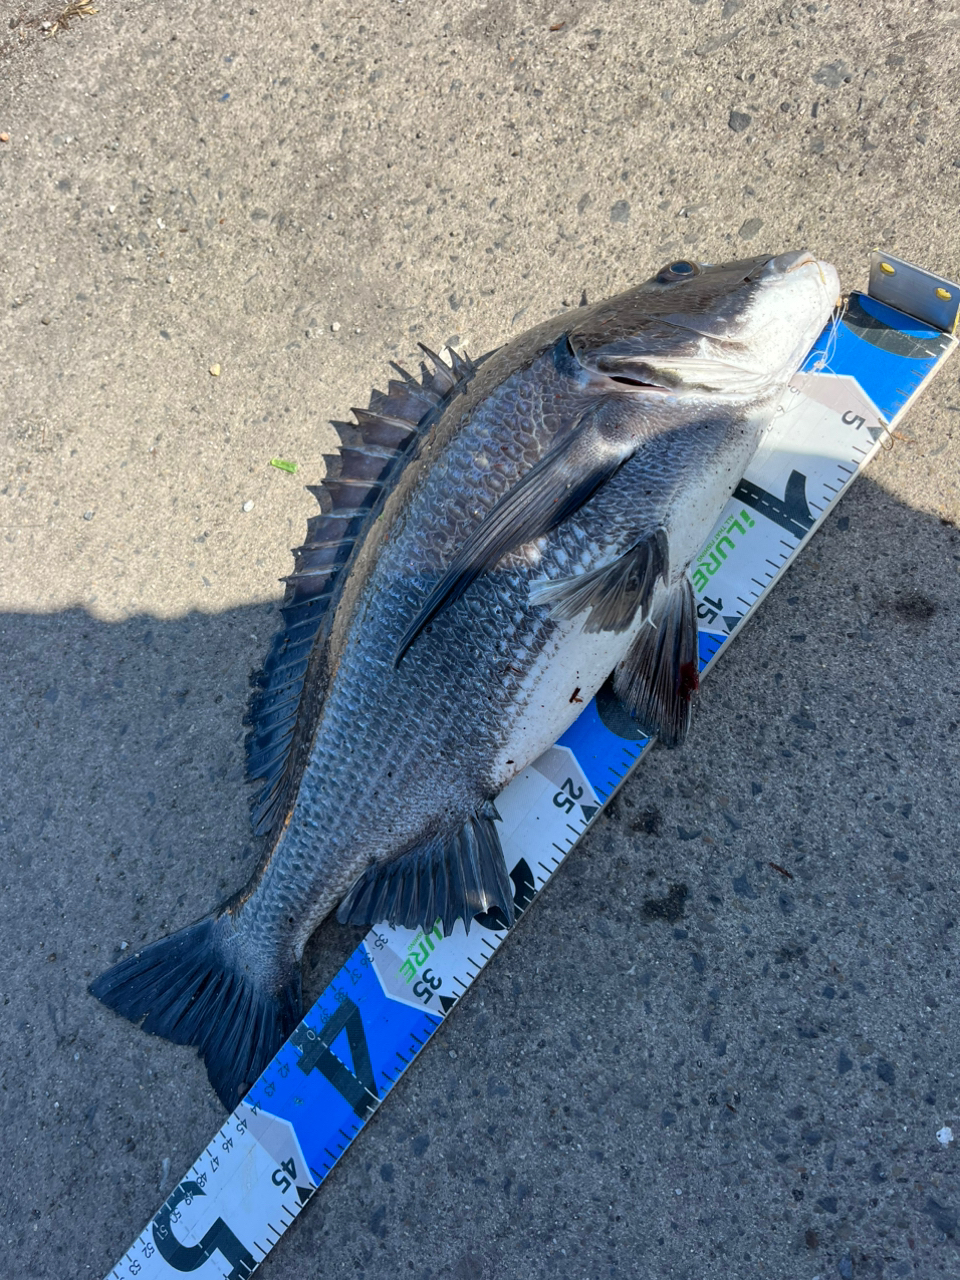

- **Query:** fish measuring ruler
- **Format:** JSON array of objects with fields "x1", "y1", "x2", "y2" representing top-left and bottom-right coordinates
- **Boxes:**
[{"x1": 103, "y1": 254, "x2": 958, "y2": 1280}]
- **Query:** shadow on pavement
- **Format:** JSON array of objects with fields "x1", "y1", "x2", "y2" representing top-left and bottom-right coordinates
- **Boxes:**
[{"x1": 2, "y1": 474, "x2": 959, "y2": 1278}]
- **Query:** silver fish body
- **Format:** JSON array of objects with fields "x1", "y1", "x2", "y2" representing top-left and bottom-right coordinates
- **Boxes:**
[{"x1": 92, "y1": 251, "x2": 839, "y2": 1105}]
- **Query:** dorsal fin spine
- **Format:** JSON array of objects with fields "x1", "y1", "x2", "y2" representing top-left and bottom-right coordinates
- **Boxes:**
[{"x1": 245, "y1": 343, "x2": 480, "y2": 838}]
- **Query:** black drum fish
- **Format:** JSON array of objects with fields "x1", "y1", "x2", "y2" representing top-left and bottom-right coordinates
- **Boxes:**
[{"x1": 92, "y1": 252, "x2": 840, "y2": 1106}]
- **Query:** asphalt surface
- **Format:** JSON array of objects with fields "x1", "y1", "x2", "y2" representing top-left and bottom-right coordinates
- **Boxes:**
[{"x1": 2, "y1": 3, "x2": 960, "y2": 1278}]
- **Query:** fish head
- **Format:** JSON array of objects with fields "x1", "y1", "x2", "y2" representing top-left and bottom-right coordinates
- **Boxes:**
[{"x1": 569, "y1": 251, "x2": 841, "y2": 401}]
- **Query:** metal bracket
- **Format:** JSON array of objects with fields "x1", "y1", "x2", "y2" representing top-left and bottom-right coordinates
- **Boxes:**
[{"x1": 868, "y1": 251, "x2": 960, "y2": 335}]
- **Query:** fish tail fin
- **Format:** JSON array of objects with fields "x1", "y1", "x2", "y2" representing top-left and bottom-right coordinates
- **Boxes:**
[{"x1": 89, "y1": 914, "x2": 302, "y2": 1109}]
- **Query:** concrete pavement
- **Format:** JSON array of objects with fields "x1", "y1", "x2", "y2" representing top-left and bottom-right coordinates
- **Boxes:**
[{"x1": 1, "y1": 2, "x2": 959, "y2": 1276}]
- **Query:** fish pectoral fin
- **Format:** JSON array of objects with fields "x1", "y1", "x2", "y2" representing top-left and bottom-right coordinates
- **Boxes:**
[
  {"x1": 609, "y1": 575, "x2": 699, "y2": 747},
  {"x1": 394, "y1": 403, "x2": 633, "y2": 664},
  {"x1": 336, "y1": 803, "x2": 514, "y2": 936},
  {"x1": 528, "y1": 528, "x2": 669, "y2": 634}
]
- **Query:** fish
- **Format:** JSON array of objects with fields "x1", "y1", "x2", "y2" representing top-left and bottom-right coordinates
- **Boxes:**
[{"x1": 91, "y1": 251, "x2": 840, "y2": 1107}]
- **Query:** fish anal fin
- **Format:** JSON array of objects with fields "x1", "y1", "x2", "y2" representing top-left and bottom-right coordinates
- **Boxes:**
[
  {"x1": 529, "y1": 528, "x2": 669, "y2": 634},
  {"x1": 610, "y1": 575, "x2": 699, "y2": 747},
  {"x1": 336, "y1": 805, "x2": 513, "y2": 936}
]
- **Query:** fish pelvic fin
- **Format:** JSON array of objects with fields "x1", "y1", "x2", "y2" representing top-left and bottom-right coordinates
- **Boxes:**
[
  {"x1": 528, "y1": 528, "x2": 669, "y2": 634},
  {"x1": 336, "y1": 803, "x2": 514, "y2": 936},
  {"x1": 610, "y1": 574, "x2": 699, "y2": 747},
  {"x1": 89, "y1": 914, "x2": 302, "y2": 1109}
]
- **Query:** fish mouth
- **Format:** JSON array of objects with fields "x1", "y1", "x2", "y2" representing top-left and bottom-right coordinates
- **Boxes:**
[
  {"x1": 771, "y1": 249, "x2": 818, "y2": 274},
  {"x1": 575, "y1": 250, "x2": 841, "y2": 399},
  {"x1": 766, "y1": 249, "x2": 841, "y2": 303},
  {"x1": 641, "y1": 251, "x2": 841, "y2": 393}
]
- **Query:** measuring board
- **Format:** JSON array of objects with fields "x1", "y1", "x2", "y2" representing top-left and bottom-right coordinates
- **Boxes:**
[{"x1": 103, "y1": 253, "x2": 958, "y2": 1280}]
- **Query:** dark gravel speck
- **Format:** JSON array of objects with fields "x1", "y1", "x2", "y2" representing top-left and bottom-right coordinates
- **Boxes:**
[
  {"x1": 642, "y1": 883, "x2": 688, "y2": 922},
  {"x1": 812, "y1": 60, "x2": 851, "y2": 88},
  {"x1": 631, "y1": 806, "x2": 663, "y2": 835},
  {"x1": 728, "y1": 111, "x2": 752, "y2": 133},
  {"x1": 733, "y1": 873, "x2": 758, "y2": 899},
  {"x1": 924, "y1": 1197, "x2": 959, "y2": 1238}
]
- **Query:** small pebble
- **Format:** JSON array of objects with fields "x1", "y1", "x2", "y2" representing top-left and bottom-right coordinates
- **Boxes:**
[
  {"x1": 108, "y1": 204, "x2": 115, "y2": 213},
  {"x1": 156, "y1": 217, "x2": 165, "y2": 229},
  {"x1": 83, "y1": 510, "x2": 94, "y2": 521},
  {"x1": 0, "y1": 133, "x2": 9, "y2": 144},
  {"x1": 41, "y1": 316, "x2": 51, "y2": 325},
  {"x1": 938, "y1": 1126, "x2": 954, "y2": 1146},
  {"x1": 166, "y1": 275, "x2": 173, "y2": 284},
  {"x1": 243, "y1": 500, "x2": 254, "y2": 512},
  {"x1": 449, "y1": 1050, "x2": 458, "y2": 1059},
  {"x1": 209, "y1": 363, "x2": 221, "y2": 377},
  {"x1": 331, "y1": 321, "x2": 341, "y2": 332},
  {"x1": 327, "y1": 211, "x2": 336, "y2": 220},
  {"x1": 119, "y1": 940, "x2": 128, "y2": 951}
]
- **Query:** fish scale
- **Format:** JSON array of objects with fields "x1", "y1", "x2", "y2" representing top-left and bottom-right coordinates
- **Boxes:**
[{"x1": 92, "y1": 252, "x2": 840, "y2": 1108}]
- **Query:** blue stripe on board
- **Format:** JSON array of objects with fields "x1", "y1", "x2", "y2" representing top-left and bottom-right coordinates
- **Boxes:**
[
  {"x1": 698, "y1": 629, "x2": 727, "y2": 668},
  {"x1": 803, "y1": 291, "x2": 947, "y2": 422},
  {"x1": 557, "y1": 697, "x2": 648, "y2": 797},
  {"x1": 247, "y1": 957, "x2": 441, "y2": 1177}
]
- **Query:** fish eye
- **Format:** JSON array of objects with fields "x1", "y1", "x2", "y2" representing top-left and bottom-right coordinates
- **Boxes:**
[{"x1": 657, "y1": 260, "x2": 701, "y2": 283}]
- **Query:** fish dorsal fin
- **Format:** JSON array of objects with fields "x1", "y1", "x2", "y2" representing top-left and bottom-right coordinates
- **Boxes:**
[{"x1": 245, "y1": 344, "x2": 482, "y2": 838}]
